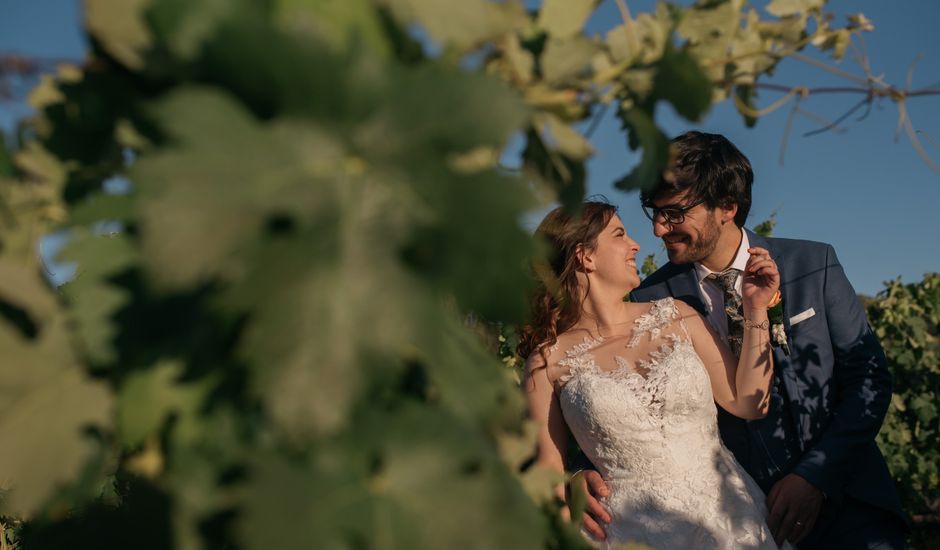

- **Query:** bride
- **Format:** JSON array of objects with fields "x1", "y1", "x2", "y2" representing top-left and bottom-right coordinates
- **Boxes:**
[{"x1": 520, "y1": 201, "x2": 786, "y2": 549}]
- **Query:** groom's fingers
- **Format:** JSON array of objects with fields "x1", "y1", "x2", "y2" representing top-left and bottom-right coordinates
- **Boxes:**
[
  {"x1": 581, "y1": 513, "x2": 606, "y2": 541},
  {"x1": 791, "y1": 501, "x2": 821, "y2": 543},
  {"x1": 775, "y1": 506, "x2": 801, "y2": 545},
  {"x1": 767, "y1": 502, "x2": 787, "y2": 543},
  {"x1": 569, "y1": 470, "x2": 610, "y2": 540},
  {"x1": 790, "y1": 515, "x2": 813, "y2": 543},
  {"x1": 585, "y1": 495, "x2": 611, "y2": 525},
  {"x1": 583, "y1": 470, "x2": 611, "y2": 524},
  {"x1": 795, "y1": 510, "x2": 820, "y2": 542},
  {"x1": 584, "y1": 470, "x2": 610, "y2": 498}
]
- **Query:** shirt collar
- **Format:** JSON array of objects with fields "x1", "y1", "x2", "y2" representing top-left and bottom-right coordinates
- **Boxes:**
[{"x1": 693, "y1": 229, "x2": 751, "y2": 284}]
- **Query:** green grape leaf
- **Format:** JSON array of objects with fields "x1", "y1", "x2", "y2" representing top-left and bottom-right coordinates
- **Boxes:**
[
  {"x1": 26, "y1": 75, "x2": 66, "y2": 110},
  {"x1": 0, "y1": 134, "x2": 13, "y2": 178},
  {"x1": 640, "y1": 253, "x2": 659, "y2": 278},
  {"x1": 500, "y1": 32, "x2": 535, "y2": 85},
  {"x1": 522, "y1": 127, "x2": 586, "y2": 212},
  {"x1": 0, "y1": 262, "x2": 112, "y2": 517},
  {"x1": 85, "y1": 0, "x2": 153, "y2": 70},
  {"x1": 755, "y1": 13, "x2": 807, "y2": 43},
  {"x1": 274, "y1": 0, "x2": 390, "y2": 56},
  {"x1": 534, "y1": 113, "x2": 594, "y2": 160},
  {"x1": 605, "y1": 10, "x2": 672, "y2": 67},
  {"x1": 13, "y1": 142, "x2": 67, "y2": 190},
  {"x1": 676, "y1": 0, "x2": 741, "y2": 46},
  {"x1": 752, "y1": 212, "x2": 777, "y2": 237},
  {"x1": 541, "y1": 36, "x2": 598, "y2": 84},
  {"x1": 614, "y1": 107, "x2": 670, "y2": 191},
  {"x1": 117, "y1": 360, "x2": 214, "y2": 448},
  {"x1": 911, "y1": 394, "x2": 938, "y2": 424},
  {"x1": 239, "y1": 403, "x2": 545, "y2": 550},
  {"x1": 65, "y1": 191, "x2": 135, "y2": 227},
  {"x1": 131, "y1": 87, "x2": 328, "y2": 290},
  {"x1": 814, "y1": 28, "x2": 851, "y2": 60},
  {"x1": 537, "y1": 0, "x2": 598, "y2": 39},
  {"x1": 652, "y1": 45, "x2": 713, "y2": 122},
  {"x1": 378, "y1": 0, "x2": 523, "y2": 51},
  {"x1": 58, "y1": 233, "x2": 136, "y2": 366},
  {"x1": 734, "y1": 85, "x2": 759, "y2": 128},
  {"x1": 147, "y1": 0, "x2": 265, "y2": 63},
  {"x1": 765, "y1": 0, "x2": 824, "y2": 18}
]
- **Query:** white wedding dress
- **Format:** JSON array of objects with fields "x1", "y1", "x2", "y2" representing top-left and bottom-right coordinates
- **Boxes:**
[{"x1": 555, "y1": 298, "x2": 784, "y2": 549}]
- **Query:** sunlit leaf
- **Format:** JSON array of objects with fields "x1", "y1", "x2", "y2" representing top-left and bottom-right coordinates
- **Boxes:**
[
  {"x1": 85, "y1": 0, "x2": 153, "y2": 69},
  {"x1": 541, "y1": 36, "x2": 598, "y2": 84},
  {"x1": 765, "y1": 0, "x2": 824, "y2": 18},
  {"x1": 537, "y1": 0, "x2": 598, "y2": 39},
  {"x1": 534, "y1": 113, "x2": 593, "y2": 161},
  {"x1": 0, "y1": 262, "x2": 112, "y2": 517},
  {"x1": 378, "y1": 0, "x2": 523, "y2": 51},
  {"x1": 274, "y1": 0, "x2": 390, "y2": 56},
  {"x1": 676, "y1": 0, "x2": 741, "y2": 46}
]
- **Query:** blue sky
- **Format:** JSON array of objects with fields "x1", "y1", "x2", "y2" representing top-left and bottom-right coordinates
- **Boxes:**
[{"x1": 1, "y1": 0, "x2": 938, "y2": 295}]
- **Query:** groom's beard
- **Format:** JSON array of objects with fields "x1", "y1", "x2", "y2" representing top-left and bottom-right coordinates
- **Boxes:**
[{"x1": 664, "y1": 215, "x2": 720, "y2": 265}]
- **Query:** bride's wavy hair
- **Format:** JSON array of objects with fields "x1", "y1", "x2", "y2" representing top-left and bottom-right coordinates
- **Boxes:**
[{"x1": 517, "y1": 201, "x2": 618, "y2": 362}]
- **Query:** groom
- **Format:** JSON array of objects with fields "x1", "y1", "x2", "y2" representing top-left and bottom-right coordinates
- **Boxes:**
[{"x1": 580, "y1": 131, "x2": 906, "y2": 548}]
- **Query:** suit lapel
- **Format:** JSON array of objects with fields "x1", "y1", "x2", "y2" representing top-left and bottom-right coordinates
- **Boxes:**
[{"x1": 665, "y1": 263, "x2": 708, "y2": 317}]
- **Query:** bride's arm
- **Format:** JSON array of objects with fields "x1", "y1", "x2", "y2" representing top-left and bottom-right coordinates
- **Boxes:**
[
  {"x1": 524, "y1": 350, "x2": 567, "y2": 475},
  {"x1": 681, "y1": 301, "x2": 773, "y2": 420},
  {"x1": 526, "y1": 351, "x2": 612, "y2": 538},
  {"x1": 679, "y1": 246, "x2": 779, "y2": 420}
]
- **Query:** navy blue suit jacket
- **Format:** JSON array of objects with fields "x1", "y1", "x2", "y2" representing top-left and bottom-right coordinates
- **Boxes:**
[{"x1": 631, "y1": 229, "x2": 904, "y2": 521}]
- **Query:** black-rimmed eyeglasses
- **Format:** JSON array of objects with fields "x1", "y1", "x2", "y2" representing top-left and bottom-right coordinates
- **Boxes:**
[{"x1": 641, "y1": 198, "x2": 705, "y2": 225}]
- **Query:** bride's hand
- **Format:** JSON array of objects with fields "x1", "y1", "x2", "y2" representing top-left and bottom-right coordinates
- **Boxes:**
[{"x1": 741, "y1": 247, "x2": 780, "y2": 313}]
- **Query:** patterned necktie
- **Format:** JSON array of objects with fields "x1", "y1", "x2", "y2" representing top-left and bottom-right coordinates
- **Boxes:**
[{"x1": 708, "y1": 269, "x2": 744, "y2": 357}]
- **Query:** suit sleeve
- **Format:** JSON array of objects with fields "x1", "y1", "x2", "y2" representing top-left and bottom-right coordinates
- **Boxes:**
[{"x1": 790, "y1": 245, "x2": 892, "y2": 499}]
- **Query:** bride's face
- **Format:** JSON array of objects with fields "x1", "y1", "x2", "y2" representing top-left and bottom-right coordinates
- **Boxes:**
[{"x1": 582, "y1": 215, "x2": 641, "y2": 291}]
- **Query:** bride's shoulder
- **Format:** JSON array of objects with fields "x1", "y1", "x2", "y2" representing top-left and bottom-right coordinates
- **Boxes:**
[{"x1": 524, "y1": 329, "x2": 594, "y2": 372}]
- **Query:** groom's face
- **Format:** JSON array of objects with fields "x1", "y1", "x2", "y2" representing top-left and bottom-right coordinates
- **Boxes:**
[{"x1": 650, "y1": 193, "x2": 721, "y2": 265}]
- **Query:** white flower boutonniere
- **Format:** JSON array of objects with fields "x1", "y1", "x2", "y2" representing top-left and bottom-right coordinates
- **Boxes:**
[{"x1": 767, "y1": 290, "x2": 790, "y2": 356}]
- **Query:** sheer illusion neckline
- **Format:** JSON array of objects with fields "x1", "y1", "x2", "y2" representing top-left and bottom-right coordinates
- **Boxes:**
[{"x1": 553, "y1": 298, "x2": 691, "y2": 389}]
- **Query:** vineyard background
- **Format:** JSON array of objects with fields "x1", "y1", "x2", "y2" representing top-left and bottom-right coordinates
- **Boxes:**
[{"x1": 1, "y1": 0, "x2": 938, "y2": 549}]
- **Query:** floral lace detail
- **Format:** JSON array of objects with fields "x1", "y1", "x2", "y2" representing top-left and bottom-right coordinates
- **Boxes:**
[
  {"x1": 628, "y1": 296, "x2": 685, "y2": 348},
  {"x1": 613, "y1": 332, "x2": 686, "y2": 423},
  {"x1": 555, "y1": 336, "x2": 604, "y2": 386}
]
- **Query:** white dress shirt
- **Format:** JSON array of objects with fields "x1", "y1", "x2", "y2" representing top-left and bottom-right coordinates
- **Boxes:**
[{"x1": 693, "y1": 230, "x2": 750, "y2": 341}]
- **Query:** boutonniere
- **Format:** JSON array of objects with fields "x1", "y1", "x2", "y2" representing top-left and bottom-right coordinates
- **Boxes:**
[{"x1": 766, "y1": 290, "x2": 790, "y2": 356}]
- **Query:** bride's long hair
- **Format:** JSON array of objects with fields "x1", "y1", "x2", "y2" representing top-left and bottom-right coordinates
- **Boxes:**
[{"x1": 517, "y1": 201, "x2": 618, "y2": 362}]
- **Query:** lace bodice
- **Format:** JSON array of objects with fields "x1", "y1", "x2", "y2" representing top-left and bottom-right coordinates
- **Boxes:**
[{"x1": 553, "y1": 298, "x2": 782, "y2": 549}]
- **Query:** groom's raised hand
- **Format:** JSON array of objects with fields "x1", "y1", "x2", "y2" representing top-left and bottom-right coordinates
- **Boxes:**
[{"x1": 571, "y1": 470, "x2": 612, "y2": 540}]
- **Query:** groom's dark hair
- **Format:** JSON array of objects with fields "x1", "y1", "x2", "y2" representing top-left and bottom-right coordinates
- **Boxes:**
[{"x1": 640, "y1": 131, "x2": 753, "y2": 227}]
